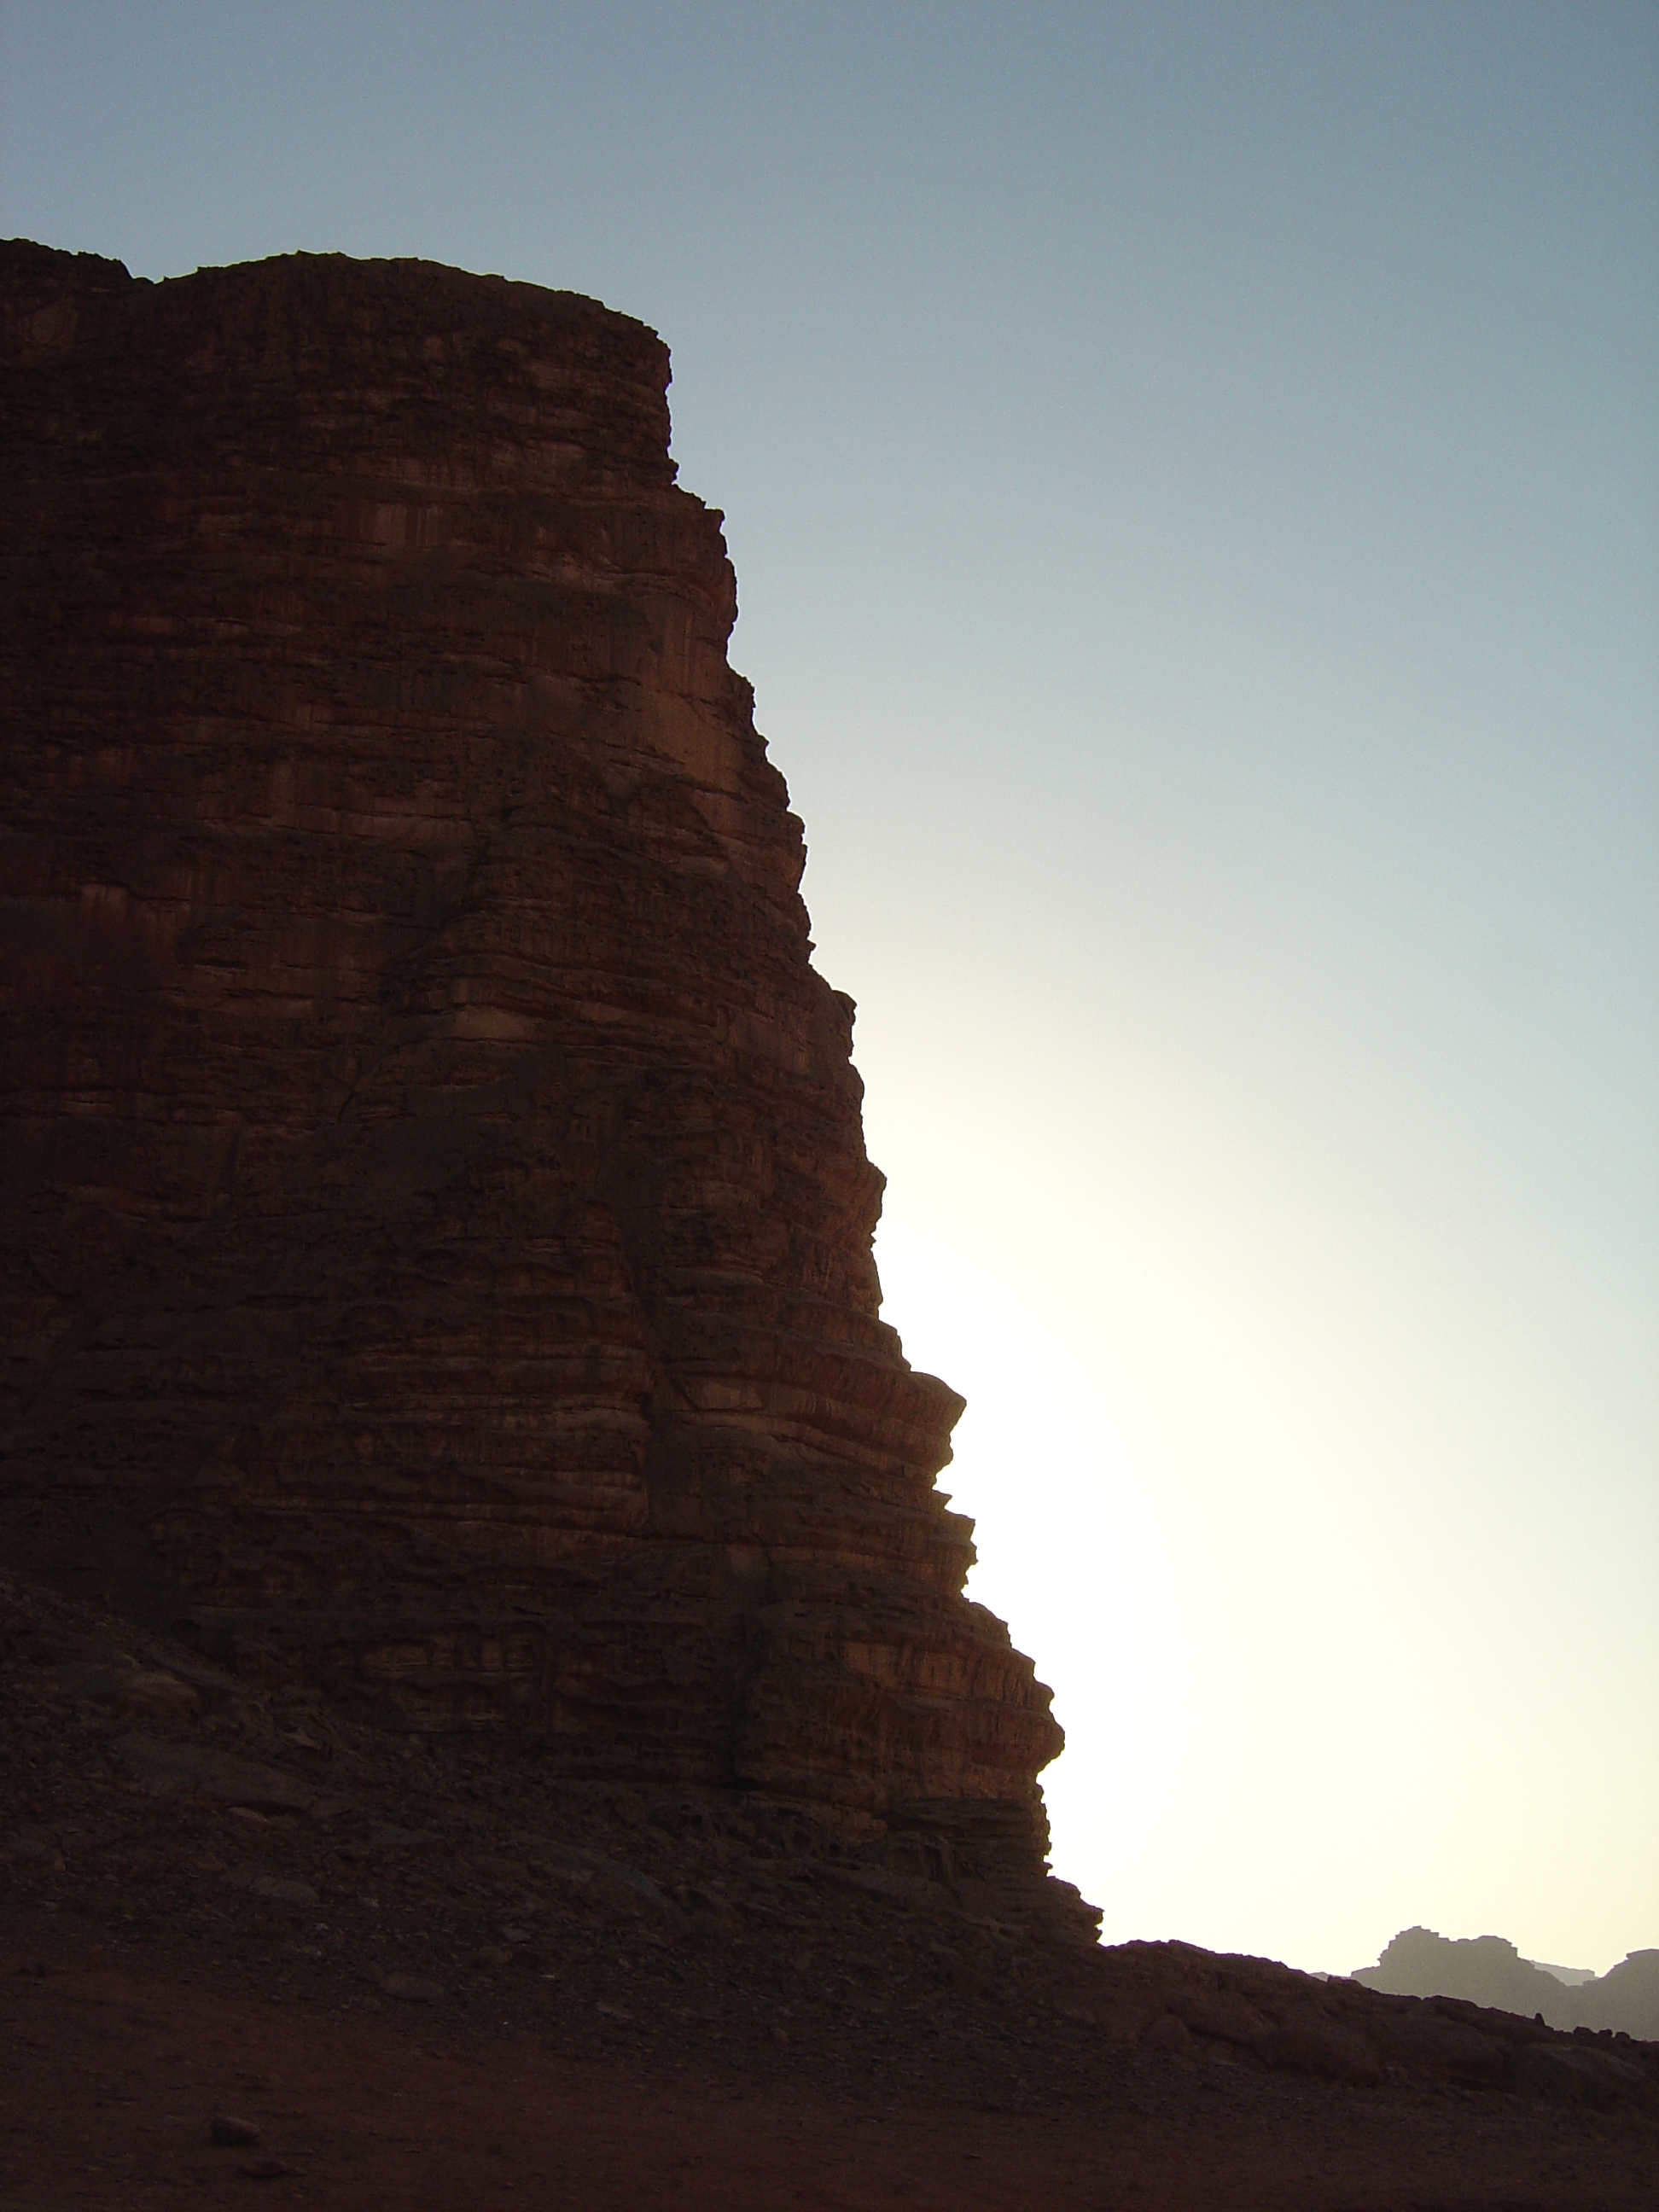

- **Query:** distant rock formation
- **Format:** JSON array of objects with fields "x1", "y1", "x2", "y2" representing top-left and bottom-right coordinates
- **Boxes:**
[
  {"x1": 1355, "y1": 1928, "x2": 1659, "y2": 2040},
  {"x1": 1528, "y1": 1959, "x2": 1598, "y2": 1988},
  {"x1": 0, "y1": 242, "x2": 1092, "y2": 1935}
]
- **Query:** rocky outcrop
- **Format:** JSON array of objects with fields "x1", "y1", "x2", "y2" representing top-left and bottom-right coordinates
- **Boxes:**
[
  {"x1": 1355, "y1": 1928, "x2": 1659, "y2": 2040},
  {"x1": 1355, "y1": 1930, "x2": 1582, "y2": 2022},
  {"x1": 0, "y1": 242, "x2": 1087, "y2": 1929}
]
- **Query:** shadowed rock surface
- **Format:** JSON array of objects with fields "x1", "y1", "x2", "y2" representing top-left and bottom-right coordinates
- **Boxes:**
[
  {"x1": 3, "y1": 1566, "x2": 1656, "y2": 2212},
  {"x1": 0, "y1": 240, "x2": 1083, "y2": 1931}
]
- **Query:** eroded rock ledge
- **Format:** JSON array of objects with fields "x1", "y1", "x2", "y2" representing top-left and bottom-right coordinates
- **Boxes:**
[{"x1": 0, "y1": 242, "x2": 1089, "y2": 1935}]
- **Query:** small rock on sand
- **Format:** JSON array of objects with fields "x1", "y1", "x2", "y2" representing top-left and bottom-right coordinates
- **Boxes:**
[{"x1": 383, "y1": 1972, "x2": 445, "y2": 2003}]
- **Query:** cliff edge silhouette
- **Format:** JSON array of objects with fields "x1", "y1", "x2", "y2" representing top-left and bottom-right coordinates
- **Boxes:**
[{"x1": 0, "y1": 240, "x2": 1088, "y2": 1936}]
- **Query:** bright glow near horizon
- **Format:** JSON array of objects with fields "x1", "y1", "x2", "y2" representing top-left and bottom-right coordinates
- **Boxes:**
[{"x1": 3, "y1": 1, "x2": 1653, "y2": 1976}]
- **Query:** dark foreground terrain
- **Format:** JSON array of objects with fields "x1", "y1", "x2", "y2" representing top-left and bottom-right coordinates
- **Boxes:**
[{"x1": 3, "y1": 1574, "x2": 1655, "y2": 2209}]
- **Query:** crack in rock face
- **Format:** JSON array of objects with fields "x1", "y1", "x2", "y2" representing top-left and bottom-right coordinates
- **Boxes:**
[{"x1": 0, "y1": 242, "x2": 1091, "y2": 1939}]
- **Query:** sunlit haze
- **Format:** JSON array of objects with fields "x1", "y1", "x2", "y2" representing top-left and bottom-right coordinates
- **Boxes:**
[{"x1": 3, "y1": 2, "x2": 1653, "y2": 1977}]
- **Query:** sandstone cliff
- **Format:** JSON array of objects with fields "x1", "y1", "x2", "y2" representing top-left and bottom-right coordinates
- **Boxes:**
[{"x1": 0, "y1": 242, "x2": 1089, "y2": 1930}]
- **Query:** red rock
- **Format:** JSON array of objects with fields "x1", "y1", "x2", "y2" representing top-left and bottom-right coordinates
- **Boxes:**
[
  {"x1": 1260, "y1": 2005, "x2": 1382, "y2": 2087},
  {"x1": 210, "y1": 2113, "x2": 261, "y2": 2146},
  {"x1": 0, "y1": 242, "x2": 1086, "y2": 1929}
]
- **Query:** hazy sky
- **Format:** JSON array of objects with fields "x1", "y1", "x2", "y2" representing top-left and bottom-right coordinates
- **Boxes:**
[{"x1": 3, "y1": 2, "x2": 1654, "y2": 1976}]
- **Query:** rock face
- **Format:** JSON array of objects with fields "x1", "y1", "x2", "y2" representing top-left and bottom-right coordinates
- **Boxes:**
[{"x1": 0, "y1": 242, "x2": 1084, "y2": 1923}]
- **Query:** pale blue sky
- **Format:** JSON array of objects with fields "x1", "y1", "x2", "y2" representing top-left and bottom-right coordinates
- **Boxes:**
[{"x1": 3, "y1": 2, "x2": 1654, "y2": 1973}]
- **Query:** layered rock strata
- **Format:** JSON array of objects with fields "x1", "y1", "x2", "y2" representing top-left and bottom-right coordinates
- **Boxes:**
[{"x1": 0, "y1": 242, "x2": 1085, "y2": 1924}]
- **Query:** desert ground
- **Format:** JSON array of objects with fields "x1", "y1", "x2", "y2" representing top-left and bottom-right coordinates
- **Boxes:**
[{"x1": 4, "y1": 1572, "x2": 1654, "y2": 2211}]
